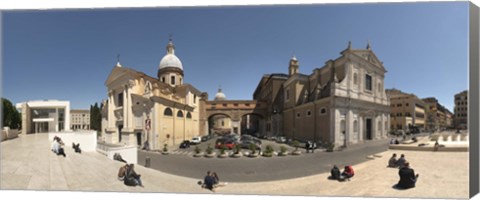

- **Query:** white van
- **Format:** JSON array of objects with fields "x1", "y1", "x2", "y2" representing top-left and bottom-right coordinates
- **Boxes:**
[{"x1": 191, "y1": 136, "x2": 202, "y2": 144}]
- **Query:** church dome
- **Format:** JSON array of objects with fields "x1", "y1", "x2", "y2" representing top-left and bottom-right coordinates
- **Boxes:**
[
  {"x1": 214, "y1": 87, "x2": 226, "y2": 100},
  {"x1": 158, "y1": 39, "x2": 183, "y2": 70},
  {"x1": 159, "y1": 54, "x2": 183, "y2": 70}
]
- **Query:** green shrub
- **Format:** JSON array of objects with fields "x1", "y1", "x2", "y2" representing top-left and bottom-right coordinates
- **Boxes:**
[
  {"x1": 249, "y1": 143, "x2": 256, "y2": 154},
  {"x1": 206, "y1": 144, "x2": 213, "y2": 154},
  {"x1": 280, "y1": 146, "x2": 287, "y2": 154},
  {"x1": 234, "y1": 144, "x2": 241, "y2": 154},
  {"x1": 220, "y1": 145, "x2": 227, "y2": 154},
  {"x1": 163, "y1": 144, "x2": 168, "y2": 152},
  {"x1": 195, "y1": 146, "x2": 201, "y2": 154},
  {"x1": 265, "y1": 145, "x2": 274, "y2": 154},
  {"x1": 324, "y1": 142, "x2": 335, "y2": 152},
  {"x1": 292, "y1": 140, "x2": 300, "y2": 151}
]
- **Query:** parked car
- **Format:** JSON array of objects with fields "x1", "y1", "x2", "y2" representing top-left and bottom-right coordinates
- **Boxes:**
[
  {"x1": 276, "y1": 136, "x2": 287, "y2": 143},
  {"x1": 224, "y1": 134, "x2": 240, "y2": 142},
  {"x1": 201, "y1": 135, "x2": 213, "y2": 142},
  {"x1": 240, "y1": 135, "x2": 262, "y2": 145},
  {"x1": 190, "y1": 136, "x2": 202, "y2": 145},
  {"x1": 215, "y1": 138, "x2": 236, "y2": 149},
  {"x1": 179, "y1": 140, "x2": 190, "y2": 149},
  {"x1": 236, "y1": 140, "x2": 261, "y2": 150}
]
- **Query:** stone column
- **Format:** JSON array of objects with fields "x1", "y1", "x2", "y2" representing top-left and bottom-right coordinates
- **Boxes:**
[
  {"x1": 64, "y1": 103, "x2": 71, "y2": 131},
  {"x1": 346, "y1": 109, "x2": 353, "y2": 145},
  {"x1": 55, "y1": 108, "x2": 59, "y2": 132}
]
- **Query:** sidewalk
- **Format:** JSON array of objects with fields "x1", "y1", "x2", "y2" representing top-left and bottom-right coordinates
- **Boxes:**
[{"x1": 1, "y1": 134, "x2": 469, "y2": 199}]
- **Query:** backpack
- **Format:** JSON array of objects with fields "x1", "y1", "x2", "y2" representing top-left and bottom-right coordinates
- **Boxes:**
[{"x1": 118, "y1": 165, "x2": 128, "y2": 178}]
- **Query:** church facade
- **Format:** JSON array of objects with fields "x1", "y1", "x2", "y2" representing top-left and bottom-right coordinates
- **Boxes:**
[
  {"x1": 255, "y1": 42, "x2": 390, "y2": 147},
  {"x1": 101, "y1": 39, "x2": 206, "y2": 149}
]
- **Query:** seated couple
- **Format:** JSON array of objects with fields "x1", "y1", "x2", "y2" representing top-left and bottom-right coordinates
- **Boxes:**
[
  {"x1": 329, "y1": 165, "x2": 354, "y2": 181},
  {"x1": 118, "y1": 164, "x2": 144, "y2": 187}
]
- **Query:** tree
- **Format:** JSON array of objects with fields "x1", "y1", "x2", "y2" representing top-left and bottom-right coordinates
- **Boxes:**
[
  {"x1": 2, "y1": 98, "x2": 21, "y2": 129},
  {"x1": 89, "y1": 102, "x2": 102, "y2": 131}
]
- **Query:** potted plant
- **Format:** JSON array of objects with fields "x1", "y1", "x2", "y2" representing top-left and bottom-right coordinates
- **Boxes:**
[
  {"x1": 218, "y1": 146, "x2": 228, "y2": 158},
  {"x1": 193, "y1": 146, "x2": 203, "y2": 157},
  {"x1": 262, "y1": 145, "x2": 274, "y2": 157},
  {"x1": 231, "y1": 144, "x2": 242, "y2": 158},
  {"x1": 278, "y1": 146, "x2": 288, "y2": 156},
  {"x1": 291, "y1": 140, "x2": 301, "y2": 155},
  {"x1": 204, "y1": 144, "x2": 215, "y2": 158},
  {"x1": 248, "y1": 143, "x2": 258, "y2": 157},
  {"x1": 162, "y1": 143, "x2": 169, "y2": 155},
  {"x1": 325, "y1": 142, "x2": 335, "y2": 152}
]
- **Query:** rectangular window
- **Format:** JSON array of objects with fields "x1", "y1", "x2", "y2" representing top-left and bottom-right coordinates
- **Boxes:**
[
  {"x1": 171, "y1": 76, "x2": 176, "y2": 85},
  {"x1": 194, "y1": 95, "x2": 197, "y2": 103},
  {"x1": 365, "y1": 74, "x2": 372, "y2": 91},
  {"x1": 118, "y1": 93, "x2": 124, "y2": 107}
]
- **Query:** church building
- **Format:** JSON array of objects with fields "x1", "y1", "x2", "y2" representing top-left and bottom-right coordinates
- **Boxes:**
[
  {"x1": 256, "y1": 41, "x2": 390, "y2": 147},
  {"x1": 102, "y1": 38, "x2": 205, "y2": 149}
]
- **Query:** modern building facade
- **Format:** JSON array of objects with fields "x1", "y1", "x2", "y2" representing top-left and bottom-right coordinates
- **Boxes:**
[
  {"x1": 102, "y1": 38, "x2": 205, "y2": 148},
  {"x1": 386, "y1": 89, "x2": 426, "y2": 132},
  {"x1": 16, "y1": 100, "x2": 71, "y2": 134},
  {"x1": 454, "y1": 90, "x2": 468, "y2": 129},
  {"x1": 70, "y1": 110, "x2": 90, "y2": 130},
  {"x1": 423, "y1": 97, "x2": 453, "y2": 131},
  {"x1": 255, "y1": 42, "x2": 390, "y2": 147}
]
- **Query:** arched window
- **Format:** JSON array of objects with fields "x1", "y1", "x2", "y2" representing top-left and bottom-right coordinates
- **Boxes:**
[
  {"x1": 177, "y1": 110, "x2": 184, "y2": 118},
  {"x1": 186, "y1": 112, "x2": 192, "y2": 119},
  {"x1": 164, "y1": 108, "x2": 173, "y2": 116},
  {"x1": 340, "y1": 120, "x2": 346, "y2": 134},
  {"x1": 221, "y1": 120, "x2": 225, "y2": 126},
  {"x1": 353, "y1": 120, "x2": 358, "y2": 133}
]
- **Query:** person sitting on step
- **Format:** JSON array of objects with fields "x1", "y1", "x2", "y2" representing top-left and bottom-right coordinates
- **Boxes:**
[{"x1": 341, "y1": 165, "x2": 354, "y2": 181}]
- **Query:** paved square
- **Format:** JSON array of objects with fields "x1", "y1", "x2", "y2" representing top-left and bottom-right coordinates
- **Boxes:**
[{"x1": 1, "y1": 134, "x2": 468, "y2": 199}]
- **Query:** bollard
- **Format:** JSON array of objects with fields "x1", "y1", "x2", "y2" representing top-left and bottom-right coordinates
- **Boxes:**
[{"x1": 145, "y1": 157, "x2": 151, "y2": 168}]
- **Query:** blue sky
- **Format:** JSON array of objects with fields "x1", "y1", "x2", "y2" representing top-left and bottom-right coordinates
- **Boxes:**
[{"x1": 2, "y1": 2, "x2": 468, "y2": 111}]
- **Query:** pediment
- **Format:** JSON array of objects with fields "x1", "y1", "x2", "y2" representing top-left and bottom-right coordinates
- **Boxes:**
[
  {"x1": 105, "y1": 67, "x2": 138, "y2": 87},
  {"x1": 350, "y1": 50, "x2": 386, "y2": 71}
]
